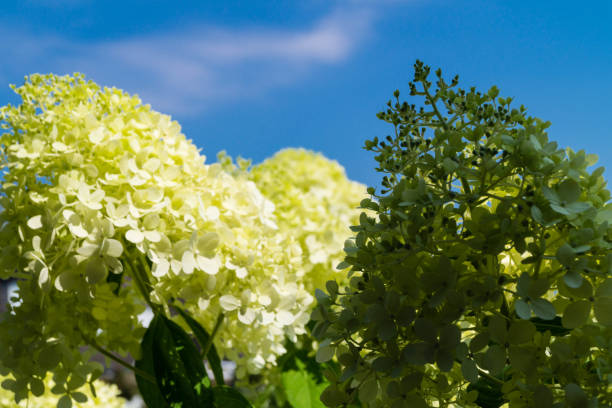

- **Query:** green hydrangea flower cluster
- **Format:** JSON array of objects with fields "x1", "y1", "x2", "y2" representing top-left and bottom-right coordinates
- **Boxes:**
[
  {"x1": 0, "y1": 374, "x2": 125, "y2": 408},
  {"x1": 0, "y1": 74, "x2": 364, "y2": 404},
  {"x1": 313, "y1": 62, "x2": 612, "y2": 407}
]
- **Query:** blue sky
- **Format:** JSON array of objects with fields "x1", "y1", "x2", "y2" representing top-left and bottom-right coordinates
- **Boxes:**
[{"x1": 1, "y1": 0, "x2": 611, "y2": 188}]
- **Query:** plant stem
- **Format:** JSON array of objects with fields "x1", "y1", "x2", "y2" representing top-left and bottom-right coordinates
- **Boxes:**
[
  {"x1": 202, "y1": 313, "x2": 224, "y2": 358},
  {"x1": 477, "y1": 368, "x2": 504, "y2": 385},
  {"x1": 125, "y1": 256, "x2": 162, "y2": 314},
  {"x1": 88, "y1": 341, "x2": 156, "y2": 385}
]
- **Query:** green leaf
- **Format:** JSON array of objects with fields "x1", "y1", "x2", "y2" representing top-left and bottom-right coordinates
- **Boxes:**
[
  {"x1": 531, "y1": 298, "x2": 556, "y2": 320},
  {"x1": 482, "y1": 345, "x2": 505, "y2": 376},
  {"x1": 358, "y1": 377, "x2": 379, "y2": 404},
  {"x1": 530, "y1": 205, "x2": 544, "y2": 224},
  {"x1": 320, "y1": 385, "x2": 346, "y2": 407},
  {"x1": 154, "y1": 316, "x2": 213, "y2": 406},
  {"x1": 175, "y1": 306, "x2": 225, "y2": 386},
  {"x1": 135, "y1": 317, "x2": 168, "y2": 408},
  {"x1": 467, "y1": 376, "x2": 504, "y2": 408},
  {"x1": 403, "y1": 394, "x2": 429, "y2": 408},
  {"x1": 595, "y1": 278, "x2": 612, "y2": 297},
  {"x1": 85, "y1": 260, "x2": 107, "y2": 284},
  {"x1": 488, "y1": 315, "x2": 507, "y2": 344},
  {"x1": 281, "y1": 365, "x2": 327, "y2": 408},
  {"x1": 530, "y1": 316, "x2": 571, "y2": 336},
  {"x1": 533, "y1": 385, "x2": 553, "y2": 408},
  {"x1": 508, "y1": 345, "x2": 535, "y2": 374},
  {"x1": 470, "y1": 333, "x2": 490, "y2": 353},
  {"x1": 29, "y1": 378, "x2": 44, "y2": 397},
  {"x1": 71, "y1": 392, "x2": 88, "y2": 403},
  {"x1": 593, "y1": 296, "x2": 612, "y2": 326},
  {"x1": 562, "y1": 300, "x2": 591, "y2": 329},
  {"x1": 516, "y1": 273, "x2": 530, "y2": 297},
  {"x1": 563, "y1": 270, "x2": 583, "y2": 289},
  {"x1": 514, "y1": 299, "x2": 532, "y2": 319},
  {"x1": 557, "y1": 179, "x2": 581, "y2": 203},
  {"x1": 402, "y1": 342, "x2": 434, "y2": 365},
  {"x1": 325, "y1": 280, "x2": 339, "y2": 295},
  {"x1": 461, "y1": 359, "x2": 479, "y2": 383},
  {"x1": 372, "y1": 356, "x2": 394, "y2": 373},
  {"x1": 442, "y1": 157, "x2": 459, "y2": 173},
  {"x1": 528, "y1": 278, "x2": 550, "y2": 299},
  {"x1": 136, "y1": 314, "x2": 212, "y2": 408},
  {"x1": 556, "y1": 244, "x2": 575, "y2": 266},
  {"x1": 508, "y1": 320, "x2": 536, "y2": 344},
  {"x1": 565, "y1": 383, "x2": 588, "y2": 408},
  {"x1": 316, "y1": 341, "x2": 335, "y2": 363},
  {"x1": 212, "y1": 385, "x2": 253, "y2": 408},
  {"x1": 558, "y1": 279, "x2": 592, "y2": 299},
  {"x1": 57, "y1": 395, "x2": 72, "y2": 408}
]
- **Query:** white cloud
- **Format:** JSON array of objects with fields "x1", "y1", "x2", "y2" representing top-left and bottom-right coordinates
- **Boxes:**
[{"x1": 0, "y1": 7, "x2": 374, "y2": 115}]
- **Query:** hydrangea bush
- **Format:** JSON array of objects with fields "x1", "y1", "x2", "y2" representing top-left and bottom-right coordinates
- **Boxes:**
[
  {"x1": 313, "y1": 61, "x2": 612, "y2": 407},
  {"x1": 0, "y1": 74, "x2": 364, "y2": 406}
]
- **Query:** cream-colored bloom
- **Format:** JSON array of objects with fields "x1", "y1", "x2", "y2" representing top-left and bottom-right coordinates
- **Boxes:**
[{"x1": 0, "y1": 74, "x2": 365, "y2": 403}]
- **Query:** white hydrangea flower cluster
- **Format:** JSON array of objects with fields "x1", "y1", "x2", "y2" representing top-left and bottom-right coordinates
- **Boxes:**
[
  {"x1": 0, "y1": 374, "x2": 125, "y2": 408},
  {"x1": 213, "y1": 149, "x2": 366, "y2": 379},
  {"x1": 250, "y1": 148, "x2": 366, "y2": 297},
  {"x1": 0, "y1": 74, "x2": 365, "y2": 402},
  {"x1": 0, "y1": 74, "x2": 300, "y2": 396}
]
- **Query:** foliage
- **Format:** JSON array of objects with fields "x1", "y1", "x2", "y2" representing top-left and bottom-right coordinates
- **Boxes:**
[
  {"x1": 0, "y1": 373, "x2": 125, "y2": 408},
  {"x1": 313, "y1": 61, "x2": 612, "y2": 407}
]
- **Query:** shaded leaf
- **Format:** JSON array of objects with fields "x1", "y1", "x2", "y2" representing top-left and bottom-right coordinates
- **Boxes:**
[
  {"x1": 562, "y1": 300, "x2": 591, "y2": 329},
  {"x1": 593, "y1": 296, "x2": 612, "y2": 326},
  {"x1": 213, "y1": 385, "x2": 253, "y2": 408},
  {"x1": 530, "y1": 316, "x2": 571, "y2": 336},
  {"x1": 531, "y1": 298, "x2": 556, "y2": 320},
  {"x1": 135, "y1": 317, "x2": 168, "y2": 408},
  {"x1": 175, "y1": 306, "x2": 225, "y2": 386},
  {"x1": 508, "y1": 320, "x2": 536, "y2": 344}
]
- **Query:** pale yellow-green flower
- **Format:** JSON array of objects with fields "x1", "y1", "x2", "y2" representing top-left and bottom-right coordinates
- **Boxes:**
[
  {"x1": 250, "y1": 148, "x2": 366, "y2": 299},
  {"x1": 0, "y1": 74, "x2": 366, "y2": 405},
  {"x1": 0, "y1": 74, "x2": 299, "y2": 401},
  {"x1": 218, "y1": 149, "x2": 366, "y2": 382}
]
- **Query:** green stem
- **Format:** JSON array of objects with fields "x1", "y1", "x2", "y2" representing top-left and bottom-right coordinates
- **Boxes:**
[
  {"x1": 460, "y1": 177, "x2": 472, "y2": 196},
  {"x1": 87, "y1": 341, "x2": 156, "y2": 385},
  {"x1": 202, "y1": 313, "x2": 224, "y2": 359},
  {"x1": 125, "y1": 256, "x2": 162, "y2": 315},
  {"x1": 477, "y1": 368, "x2": 504, "y2": 385},
  {"x1": 421, "y1": 80, "x2": 448, "y2": 131}
]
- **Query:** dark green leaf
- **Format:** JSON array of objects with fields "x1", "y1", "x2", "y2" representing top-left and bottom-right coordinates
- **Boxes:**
[
  {"x1": 565, "y1": 383, "x2": 588, "y2": 408},
  {"x1": 529, "y1": 316, "x2": 571, "y2": 336},
  {"x1": 212, "y1": 385, "x2": 253, "y2": 408},
  {"x1": 556, "y1": 244, "x2": 575, "y2": 267},
  {"x1": 135, "y1": 317, "x2": 168, "y2": 408},
  {"x1": 466, "y1": 375, "x2": 505, "y2": 408},
  {"x1": 175, "y1": 306, "x2": 225, "y2": 386},
  {"x1": 562, "y1": 300, "x2": 591, "y2": 329},
  {"x1": 151, "y1": 315, "x2": 213, "y2": 407},
  {"x1": 508, "y1": 320, "x2": 536, "y2": 344}
]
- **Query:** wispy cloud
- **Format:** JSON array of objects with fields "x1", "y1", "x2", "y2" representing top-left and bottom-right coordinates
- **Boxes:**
[{"x1": 0, "y1": 7, "x2": 374, "y2": 115}]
